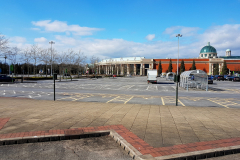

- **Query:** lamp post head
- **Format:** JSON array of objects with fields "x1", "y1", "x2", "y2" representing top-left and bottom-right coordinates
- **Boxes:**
[
  {"x1": 49, "y1": 41, "x2": 55, "y2": 44},
  {"x1": 176, "y1": 34, "x2": 182, "y2": 37}
]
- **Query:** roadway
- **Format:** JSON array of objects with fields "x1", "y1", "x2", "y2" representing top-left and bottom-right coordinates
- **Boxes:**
[{"x1": 0, "y1": 77, "x2": 240, "y2": 108}]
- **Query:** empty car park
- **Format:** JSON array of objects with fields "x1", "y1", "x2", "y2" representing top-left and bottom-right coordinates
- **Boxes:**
[{"x1": 0, "y1": 76, "x2": 240, "y2": 108}]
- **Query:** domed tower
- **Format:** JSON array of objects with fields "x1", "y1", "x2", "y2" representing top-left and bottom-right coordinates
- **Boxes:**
[
  {"x1": 199, "y1": 42, "x2": 217, "y2": 58},
  {"x1": 226, "y1": 49, "x2": 231, "y2": 56}
]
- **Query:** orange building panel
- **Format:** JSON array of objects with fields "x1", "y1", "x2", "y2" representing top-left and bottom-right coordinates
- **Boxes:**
[
  {"x1": 225, "y1": 60, "x2": 240, "y2": 72},
  {"x1": 154, "y1": 59, "x2": 209, "y2": 73}
]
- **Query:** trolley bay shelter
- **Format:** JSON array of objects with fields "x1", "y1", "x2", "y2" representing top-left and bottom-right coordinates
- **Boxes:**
[
  {"x1": 180, "y1": 70, "x2": 208, "y2": 91},
  {"x1": 96, "y1": 42, "x2": 240, "y2": 75}
]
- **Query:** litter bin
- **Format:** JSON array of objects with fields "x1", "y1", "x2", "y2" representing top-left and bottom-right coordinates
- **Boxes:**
[
  {"x1": 53, "y1": 73, "x2": 57, "y2": 80},
  {"x1": 174, "y1": 75, "x2": 180, "y2": 82}
]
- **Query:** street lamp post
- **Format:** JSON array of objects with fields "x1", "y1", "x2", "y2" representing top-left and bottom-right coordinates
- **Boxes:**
[
  {"x1": 7, "y1": 51, "x2": 12, "y2": 75},
  {"x1": 176, "y1": 34, "x2": 182, "y2": 106},
  {"x1": 49, "y1": 41, "x2": 55, "y2": 76}
]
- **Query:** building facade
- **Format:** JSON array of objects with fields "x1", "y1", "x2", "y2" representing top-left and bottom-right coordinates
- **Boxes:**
[{"x1": 97, "y1": 43, "x2": 240, "y2": 75}]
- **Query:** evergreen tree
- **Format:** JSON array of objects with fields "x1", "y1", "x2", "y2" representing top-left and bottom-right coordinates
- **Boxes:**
[
  {"x1": 180, "y1": 60, "x2": 185, "y2": 74},
  {"x1": 191, "y1": 60, "x2": 196, "y2": 70},
  {"x1": 168, "y1": 59, "x2": 173, "y2": 72},
  {"x1": 213, "y1": 63, "x2": 219, "y2": 75},
  {"x1": 222, "y1": 61, "x2": 228, "y2": 75},
  {"x1": 158, "y1": 61, "x2": 162, "y2": 76}
]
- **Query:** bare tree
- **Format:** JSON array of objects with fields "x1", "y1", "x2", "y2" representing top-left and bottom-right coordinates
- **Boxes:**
[
  {"x1": 0, "y1": 33, "x2": 9, "y2": 53},
  {"x1": 52, "y1": 49, "x2": 59, "y2": 74},
  {"x1": 57, "y1": 52, "x2": 68, "y2": 81},
  {"x1": 60, "y1": 49, "x2": 76, "y2": 80},
  {"x1": 21, "y1": 48, "x2": 31, "y2": 77},
  {"x1": 75, "y1": 50, "x2": 86, "y2": 77},
  {"x1": 40, "y1": 49, "x2": 51, "y2": 77},
  {"x1": 90, "y1": 55, "x2": 99, "y2": 75},
  {"x1": 30, "y1": 44, "x2": 41, "y2": 77},
  {"x1": 9, "y1": 47, "x2": 20, "y2": 75}
]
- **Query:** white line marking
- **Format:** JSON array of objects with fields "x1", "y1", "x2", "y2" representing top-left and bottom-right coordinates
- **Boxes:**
[
  {"x1": 146, "y1": 86, "x2": 150, "y2": 90},
  {"x1": 127, "y1": 85, "x2": 134, "y2": 90}
]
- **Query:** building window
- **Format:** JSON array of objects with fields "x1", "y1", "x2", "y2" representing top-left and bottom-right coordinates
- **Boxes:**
[
  {"x1": 201, "y1": 54, "x2": 203, "y2": 57},
  {"x1": 209, "y1": 54, "x2": 211, "y2": 57},
  {"x1": 205, "y1": 54, "x2": 207, "y2": 57}
]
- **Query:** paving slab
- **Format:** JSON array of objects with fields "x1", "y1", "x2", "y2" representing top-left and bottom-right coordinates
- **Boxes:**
[{"x1": 1, "y1": 97, "x2": 240, "y2": 149}]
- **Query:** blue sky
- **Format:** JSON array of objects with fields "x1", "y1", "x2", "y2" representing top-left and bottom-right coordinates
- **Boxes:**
[{"x1": 1, "y1": 0, "x2": 240, "y2": 59}]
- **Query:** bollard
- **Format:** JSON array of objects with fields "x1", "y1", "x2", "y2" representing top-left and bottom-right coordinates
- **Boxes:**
[{"x1": 53, "y1": 73, "x2": 57, "y2": 101}]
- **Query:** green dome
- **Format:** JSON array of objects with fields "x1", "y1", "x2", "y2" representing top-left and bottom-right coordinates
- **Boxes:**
[{"x1": 200, "y1": 42, "x2": 217, "y2": 53}]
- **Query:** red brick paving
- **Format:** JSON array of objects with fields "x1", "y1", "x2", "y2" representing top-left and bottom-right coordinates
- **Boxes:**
[
  {"x1": 0, "y1": 118, "x2": 10, "y2": 130},
  {"x1": 1, "y1": 118, "x2": 240, "y2": 158}
]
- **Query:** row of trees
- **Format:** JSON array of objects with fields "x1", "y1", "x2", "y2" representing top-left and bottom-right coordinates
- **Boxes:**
[
  {"x1": 157, "y1": 59, "x2": 229, "y2": 75},
  {"x1": 0, "y1": 33, "x2": 100, "y2": 77}
]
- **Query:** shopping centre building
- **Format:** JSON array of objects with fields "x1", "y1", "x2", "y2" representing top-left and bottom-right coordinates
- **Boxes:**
[{"x1": 97, "y1": 42, "x2": 240, "y2": 75}]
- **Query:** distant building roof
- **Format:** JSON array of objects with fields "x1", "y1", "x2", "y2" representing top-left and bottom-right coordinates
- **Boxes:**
[
  {"x1": 226, "y1": 49, "x2": 231, "y2": 51},
  {"x1": 219, "y1": 56, "x2": 240, "y2": 60},
  {"x1": 99, "y1": 57, "x2": 145, "y2": 63},
  {"x1": 200, "y1": 42, "x2": 217, "y2": 54}
]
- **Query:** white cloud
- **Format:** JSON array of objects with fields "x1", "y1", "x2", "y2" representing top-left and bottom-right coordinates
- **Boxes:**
[
  {"x1": 31, "y1": 28, "x2": 41, "y2": 31},
  {"x1": 8, "y1": 24, "x2": 240, "y2": 60},
  {"x1": 164, "y1": 26, "x2": 200, "y2": 37},
  {"x1": 34, "y1": 37, "x2": 47, "y2": 43},
  {"x1": 145, "y1": 34, "x2": 155, "y2": 41},
  {"x1": 32, "y1": 20, "x2": 103, "y2": 36},
  {"x1": 10, "y1": 36, "x2": 26, "y2": 43}
]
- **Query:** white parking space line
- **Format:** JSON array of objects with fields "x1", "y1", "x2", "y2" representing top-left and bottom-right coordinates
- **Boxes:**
[{"x1": 127, "y1": 85, "x2": 134, "y2": 90}]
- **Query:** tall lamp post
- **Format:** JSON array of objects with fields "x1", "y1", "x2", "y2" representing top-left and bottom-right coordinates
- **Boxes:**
[
  {"x1": 49, "y1": 41, "x2": 55, "y2": 76},
  {"x1": 176, "y1": 34, "x2": 182, "y2": 106}
]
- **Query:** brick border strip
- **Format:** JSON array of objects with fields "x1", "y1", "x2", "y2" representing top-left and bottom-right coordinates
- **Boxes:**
[
  {"x1": 1, "y1": 123, "x2": 240, "y2": 159},
  {"x1": 0, "y1": 118, "x2": 10, "y2": 130},
  {"x1": 155, "y1": 145, "x2": 240, "y2": 160}
]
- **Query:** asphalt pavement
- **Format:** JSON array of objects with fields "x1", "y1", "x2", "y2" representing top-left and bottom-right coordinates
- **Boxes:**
[{"x1": 0, "y1": 76, "x2": 240, "y2": 108}]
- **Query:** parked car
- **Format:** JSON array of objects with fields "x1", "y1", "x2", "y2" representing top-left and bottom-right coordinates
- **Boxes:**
[
  {"x1": 233, "y1": 76, "x2": 240, "y2": 82},
  {"x1": 224, "y1": 75, "x2": 228, "y2": 80},
  {"x1": 213, "y1": 75, "x2": 219, "y2": 80},
  {"x1": 64, "y1": 73, "x2": 70, "y2": 76},
  {"x1": 209, "y1": 75, "x2": 214, "y2": 79},
  {"x1": 225, "y1": 75, "x2": 234, "y2": 81},
  {"x1": 216, "y1": 75, "x2": 224, "y2": 81},
  {"x1": 208, "y1": 75, "x2": 213, "y2": 84},
  {"x1": 0, "y1": 74, "x2": 15, "y2": 82}
]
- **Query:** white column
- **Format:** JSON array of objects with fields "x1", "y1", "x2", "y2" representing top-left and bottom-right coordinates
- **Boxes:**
[
  {"x1": 143, "y1": 64, "x2": 145, "y2": 76},
  {"x1": 140, "y1": 64, "x2": 143, "y2": 75},
  {"x1": 121, "y1": 64, "x2": 124, "y2": 75},
  {"x1": 134, "y1": 64, "x2": 136, "y2": 75}
]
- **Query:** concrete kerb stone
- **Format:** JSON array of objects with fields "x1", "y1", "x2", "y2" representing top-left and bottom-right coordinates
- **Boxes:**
[
  {"x1": 155, "y1": 145, "x2": 240, "y2": 160},
  {"x1": 0, "y1": 131, "x2": 110, "y2": 146},
  {"x1": 109, "y1": 129, "x2": 145, "y2": 159}
]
